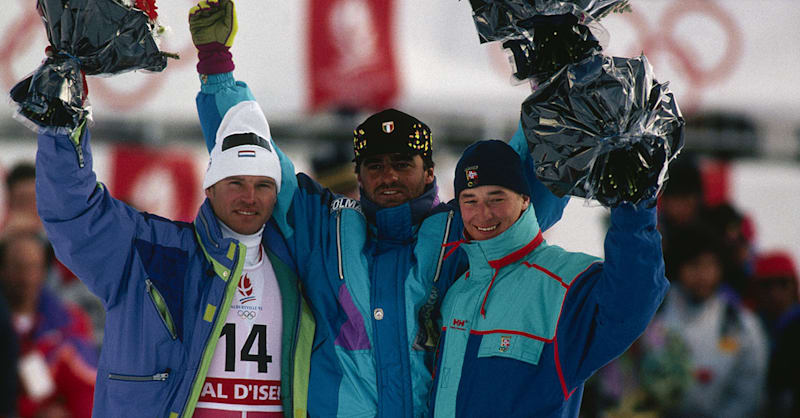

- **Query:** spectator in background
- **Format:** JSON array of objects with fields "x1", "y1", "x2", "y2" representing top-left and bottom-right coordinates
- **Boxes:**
[
  {"x1": 0, "y1": 231, "x2": 97, "y2": 418},
  {"x1": 659, "y1": 224, "x2": 767, "y2": 418},
  {"x1": 3, "y1": 163, "x2": 41, "y2": 235},
  {"x1": 1, "y1": 161, "x2": 106, "y2": 346},
  {"x1": 585, "y1": 315, "x2": 693, "y2": 418},
  {"x1": 750, "y1": 251, "x2": 799, "y2": 345},
  {"x1": 0, "y1": 293, "x2": 19, "y2": 418},
  {"x1": 704, "y1": 203, "x2": 756, "y2": 297},
  {"x1": 767, "y1": 306, "x2": 800, "y2": 417},
  {"x1": 658, "y1": 155, "x2": 705, "y2": 232},
  {"x1": 311, "y1": 140, "x2": 359, "y2": 199}
]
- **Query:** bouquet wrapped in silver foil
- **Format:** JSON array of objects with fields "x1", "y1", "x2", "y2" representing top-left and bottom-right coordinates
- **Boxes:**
[
  {"x1": 467, "y1": 0, "x2": 684, "y2": 207},
  {"x1": 9, "y1": 0, "x2": 174, "y2": 133},
  {"x1": 524, "y1": 54, "x2": 683, "y2": 206},
  {"x1": 469, "y1": 0, "x2": 627, "y2": 41}
]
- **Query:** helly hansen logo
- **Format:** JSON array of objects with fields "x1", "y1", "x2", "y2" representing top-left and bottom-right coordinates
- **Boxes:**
[{"x1": 451, "y1": 318, "x2": 468, "y2": 330}]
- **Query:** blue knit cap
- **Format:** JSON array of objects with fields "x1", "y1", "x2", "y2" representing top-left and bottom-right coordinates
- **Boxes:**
[{"x1": 454, "y1": 140, "x2": 530, "y2": 199}]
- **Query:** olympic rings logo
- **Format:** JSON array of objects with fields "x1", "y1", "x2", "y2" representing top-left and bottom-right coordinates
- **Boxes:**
[
  {"x1": 0, "y1": 1, "x2": 198, "y2": 111},
  {"x1": 487, "y1": 0, "x2": 742, "y2": 114},
  {"x1": 237, "y1": 310, "x2": 257, "y2": 320},
  {"x1": 615, "y1": 0, "x2": 742, "y2": 114}
]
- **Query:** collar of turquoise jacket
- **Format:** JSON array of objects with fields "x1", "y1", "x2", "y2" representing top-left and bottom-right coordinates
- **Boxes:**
[
  {"x1": 194, "y1": 198, "x2": 241, "y2": 269},
  {"x1": 460, "y1": 204, "x2": 543, "y2": 277},
  {"x1": 360, "y1": 179, "x2": 439, "y2": 242},
  {"x1": 459, "y1": 205, "x2": 543, "y2": 318}
]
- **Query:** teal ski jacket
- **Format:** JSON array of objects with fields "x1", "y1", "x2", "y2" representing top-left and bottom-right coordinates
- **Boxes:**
[{"x1": 429, "y1": 203, "x2": 668, "y2": 417}]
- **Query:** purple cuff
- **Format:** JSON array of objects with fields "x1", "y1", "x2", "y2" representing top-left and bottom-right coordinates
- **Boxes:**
[{"x1": 196, "y1": 42, "x2": 234, "y2": 75}]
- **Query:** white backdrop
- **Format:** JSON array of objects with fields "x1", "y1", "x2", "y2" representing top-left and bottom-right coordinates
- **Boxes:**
[{"x1": 1, "y1": 1, "x2": 799, "y2": 151}]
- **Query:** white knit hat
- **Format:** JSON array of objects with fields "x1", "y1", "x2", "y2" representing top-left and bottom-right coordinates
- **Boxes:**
[{"x1": 203, "y1": 101, "x2": 281, "y2": 192}]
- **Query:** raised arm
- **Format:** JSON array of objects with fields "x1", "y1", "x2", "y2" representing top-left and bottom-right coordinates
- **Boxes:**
[
  {"x1": 508, "y1": 123, "x2": 568, "y2": 231},
  {"x1": 36, "y1": 124, "x2": 187, "y2": 305},
  {"x1": 556, "y1": 203, "x2": 669, "y2": 390}
]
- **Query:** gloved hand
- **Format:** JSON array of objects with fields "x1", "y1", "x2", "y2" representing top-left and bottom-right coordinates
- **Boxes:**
[{"x1": 189, "y1": 0, "x2": 238, "y2": 74}]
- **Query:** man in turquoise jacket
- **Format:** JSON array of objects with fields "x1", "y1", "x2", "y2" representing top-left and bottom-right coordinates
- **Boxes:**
[
  {"x1": 189, "y1": 2, "x2": 567, "y2": 416},
  {"x1": 428, "y1": 140, "x2": 669, "y2": 417},
  {"x1": 33, "y1": 92, "x2": 314, "y2": 415}
]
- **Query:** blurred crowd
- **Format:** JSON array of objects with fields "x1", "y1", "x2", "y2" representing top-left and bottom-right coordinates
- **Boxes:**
[
  {"x1": 0, "y1": 162, "x2": 101, "y2": 418},
  {"x1": 1, "y1": 149, "x2": 798, "y2": 418},
  {"x1": 583, "y1": 153, "x2": 800, "y2": 418}
]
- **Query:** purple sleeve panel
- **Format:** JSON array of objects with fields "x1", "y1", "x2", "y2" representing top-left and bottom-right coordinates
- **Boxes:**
[{"x1": 334, "y1": 283, "x2": 372, "y2": 350}]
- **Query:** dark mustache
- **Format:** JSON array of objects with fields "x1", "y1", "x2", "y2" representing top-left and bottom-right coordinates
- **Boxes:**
[{"x1": 375, "y1": 183, "x2": 407, "y2": 193}]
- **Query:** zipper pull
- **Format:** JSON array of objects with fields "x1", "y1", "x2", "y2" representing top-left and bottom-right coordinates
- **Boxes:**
[{"x1": 153, "y1": 370, "x2": 170, "y2": 381}]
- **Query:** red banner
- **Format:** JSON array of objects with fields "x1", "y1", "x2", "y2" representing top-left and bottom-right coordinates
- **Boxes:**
[
  {"x1": 308, "y1": 0, "x2": 399, "y2": 111},
  {"x1": 109, "y1": 145, "x2": 201, "y2": 222}
]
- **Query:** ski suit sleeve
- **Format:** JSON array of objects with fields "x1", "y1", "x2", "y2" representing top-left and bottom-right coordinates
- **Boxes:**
[
  {"x1": 508, "y1": 122, "x2": 568, "y2": 231},
  {"x1": 195, "y1": 72, "x2": 255, "y2": 152},
  {"x1": 36, "y1": 124, "x2": 188, "y2": 306},
  {"x1": 556, "y1": 203, "x2": 669, "y2": 393}
]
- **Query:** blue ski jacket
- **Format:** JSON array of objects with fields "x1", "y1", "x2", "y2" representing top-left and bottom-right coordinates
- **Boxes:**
[
  {"x1": 35, "y1": 124, "x2": 315, "y2": 418},
  {"x1": 429, "y1": 203, "x2": 668, "y2": 417},
  {"x1": 196, "y1": 72, "x2": 569, "y2": 417}
]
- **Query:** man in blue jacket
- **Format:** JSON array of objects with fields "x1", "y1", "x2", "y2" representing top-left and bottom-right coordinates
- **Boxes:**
[
  {"x1": 189, "y1": 2, "x2": 567, "y2": 416},
  {"x1": 428, "y1": 140, "x2": 669, "y2": 417},
  {"x1": 33, "y1": 93, "x2": 314, "y2": 416}
]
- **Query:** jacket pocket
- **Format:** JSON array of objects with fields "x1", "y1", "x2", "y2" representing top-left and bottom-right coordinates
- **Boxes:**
[
  {"x1": 145, "y1": 279, "x2": 178, "y2": 340},
  {"x1": 108, "y1": 369, "x2": 171, "y2": 382},
  {"x1": 105, "y1": 368, "x2": 173, "y2": 415},
  {"x1": 476, "y1": 332, "x2": 544, "y2": 366}
]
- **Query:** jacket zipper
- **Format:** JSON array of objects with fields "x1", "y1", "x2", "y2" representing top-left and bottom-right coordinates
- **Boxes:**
[
  {"x1": 287, "y1": 281, "x2": 302, "y2": 414},
  {"x1": 180, "y1": 245, "x2": 243, "y2": 417},
  {"x1": 108, "y1": 370, "x2": 170, "y2": 381},
  {"x1": 336, "y1": 211, "x2": 344, "y2": 280},
  {"x1": 433, "y1": 211, "x2": 454, "y2": 283},
  {"x1": 199, "y1": 213, "x2": 219, "y2": 249},
  {"x1": 145, "y1": 279, "x2": 178, "y2": 340}
]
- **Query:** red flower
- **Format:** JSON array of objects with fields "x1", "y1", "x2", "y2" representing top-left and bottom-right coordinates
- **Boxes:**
[{"x1": 135, "y1": 0, "x2": 158, "y2": 21}]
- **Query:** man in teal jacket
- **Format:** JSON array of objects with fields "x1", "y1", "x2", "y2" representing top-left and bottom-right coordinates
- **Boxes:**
[
  {"x1": 429, "y1": 140, "x2": 669, "y2": 417},
  {"x1": 189, "y1": 2, "x2": 568, "y2": 416},
  {"x1": 33, "y1": 92, "x2": 314, "y2": 415}
]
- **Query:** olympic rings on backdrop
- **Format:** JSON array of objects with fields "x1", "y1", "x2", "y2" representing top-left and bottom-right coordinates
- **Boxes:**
[
  {"x1": 487, "y1": 0, "x2": 742, "y2": 114},
  {"x1": 613, "y1": 0, "x2": 742, "y2": 113}
]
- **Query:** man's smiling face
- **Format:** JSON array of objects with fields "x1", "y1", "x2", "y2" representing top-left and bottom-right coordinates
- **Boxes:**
[
  {"x1": 357, "y1": 153, "x2": 434, "y2": 208},
  {"x1": 458, "y1": 185, "x2": 529, "y2": 240},
  {"x1": 206, "y1": 175, "x2": 277, "y2": 234}
]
